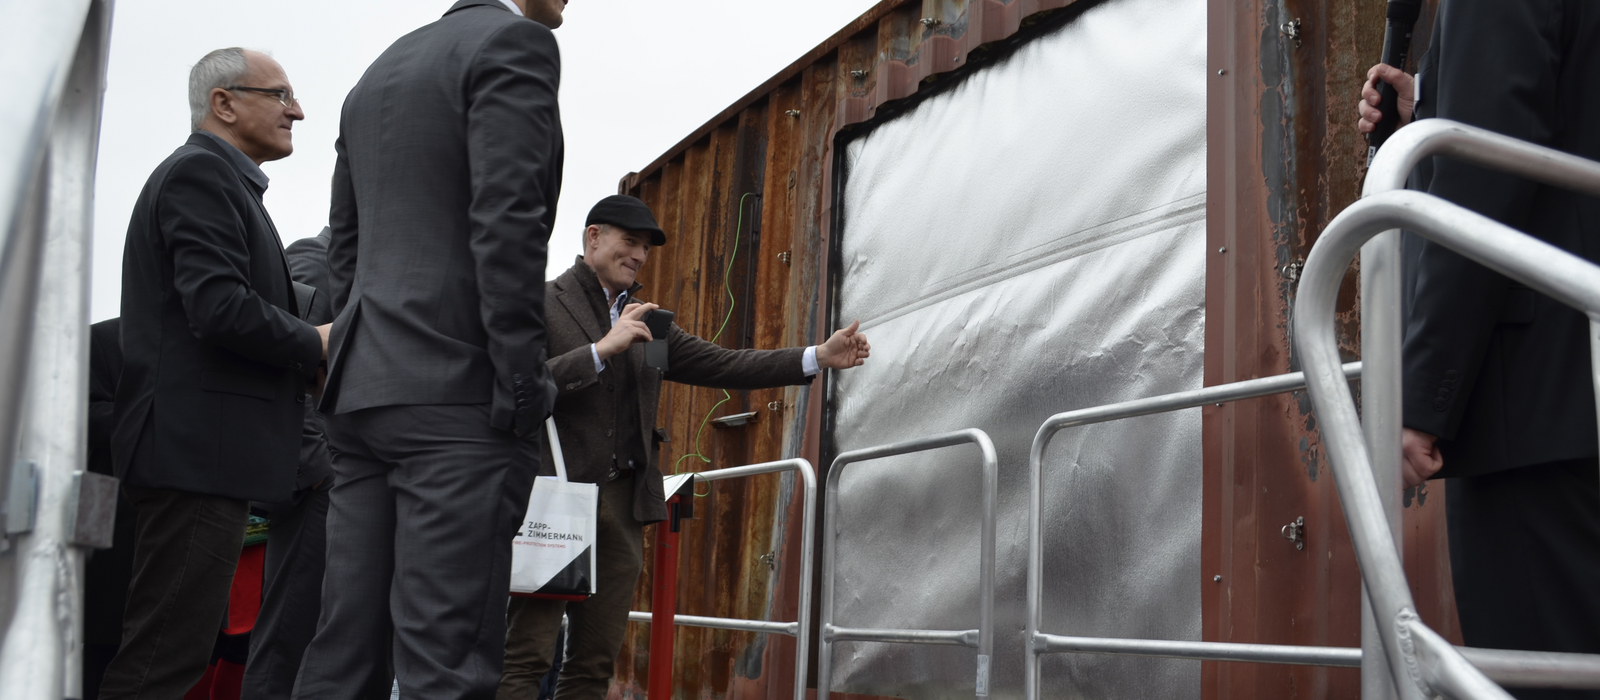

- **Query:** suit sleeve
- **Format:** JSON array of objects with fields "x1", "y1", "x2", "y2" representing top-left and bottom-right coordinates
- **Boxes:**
[
  {"x1": 327, "y1": 134, "x2": 358, "y2": 319},
  {"x1": 1401, "y1": 0, "x2": 1566, "y2": 439},
  {"x1": 465, "y1": 20, "x2": 562, "y2": 435},
  {"x1": 663, "y1": 324, "x2": 809, "y2": 390},
  {"x1": 160, "y1": 153, "x2": 321, "y2": 377},
  {"x1": 548, "y1": 344, "x2": 601, "y2": 398}
]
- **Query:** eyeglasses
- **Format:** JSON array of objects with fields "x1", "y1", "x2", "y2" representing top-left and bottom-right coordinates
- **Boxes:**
[{"x1": 226, "y1": 86, "x2": 300, "y2": 109}]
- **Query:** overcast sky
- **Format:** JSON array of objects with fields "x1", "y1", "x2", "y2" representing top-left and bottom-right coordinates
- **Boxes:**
[{"x1": 89, "y1": 0, "x2": 878, "y2": 322}]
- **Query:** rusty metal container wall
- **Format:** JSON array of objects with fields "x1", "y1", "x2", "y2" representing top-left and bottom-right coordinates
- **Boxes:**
[{"x1": 613, "y1": 0, "x2": 1458, "y2": 699}]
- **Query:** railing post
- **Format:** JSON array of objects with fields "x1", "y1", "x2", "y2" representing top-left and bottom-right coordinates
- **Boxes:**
[
  {"x1": 647, "y1": 494, "x2": 685, "y2": 700},
  {"x1": 0, "y1": 3, "x2": 113, "y2": 699},
  {"x1": 1358, "y1": 229, "x2": 1406, "y2": 700}
]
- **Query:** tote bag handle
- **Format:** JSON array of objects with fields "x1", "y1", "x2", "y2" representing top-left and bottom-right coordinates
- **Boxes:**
[{"x1": 545, "y1": 417, "x2": 568, "y2": 482}]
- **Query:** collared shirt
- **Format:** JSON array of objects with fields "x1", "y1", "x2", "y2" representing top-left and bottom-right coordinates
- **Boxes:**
[
  {"x1": 589, "y1": 286, "x2": 819, "y2": 376},
  {"x1": 194, "y1": 130, "x2": 269, "y2": 192},
  {"x1": 496, "y1": 0, "x2": 524, "y2": 15}
]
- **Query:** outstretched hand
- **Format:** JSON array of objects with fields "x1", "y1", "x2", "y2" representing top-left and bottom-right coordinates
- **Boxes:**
[{"x1": 815, "y1": 320, "x2": 871, "y2": 370}]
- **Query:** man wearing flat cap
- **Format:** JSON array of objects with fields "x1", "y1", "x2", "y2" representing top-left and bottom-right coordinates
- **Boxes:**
[{"x1": 497, "y1": 195, "x2": 871, "y2": 700}]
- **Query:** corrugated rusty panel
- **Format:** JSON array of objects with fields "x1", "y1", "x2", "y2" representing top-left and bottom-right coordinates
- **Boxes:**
[
  {"x1": 1204, "y1": 1, "x2": 1455, "y2": 700},
  {"x1": 609, "y1": 0, "x2": 1460, "y2": 698}
]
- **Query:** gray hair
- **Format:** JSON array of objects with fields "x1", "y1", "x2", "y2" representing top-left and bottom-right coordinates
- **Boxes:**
[{"x1": 189, "y1": 48, "x2": 250, "y2": 132}]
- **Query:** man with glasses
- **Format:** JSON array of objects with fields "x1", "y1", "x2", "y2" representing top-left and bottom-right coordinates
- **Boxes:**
[
  {"x1": 293, "y1": 1, "x2": 565, "y2": 698},
  {"x1": 103, "y1": 47, "x2": 327, "y2": 700}
]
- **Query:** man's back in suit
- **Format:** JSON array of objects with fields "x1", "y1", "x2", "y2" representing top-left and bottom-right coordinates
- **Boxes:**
[
  {"x1": 295, "y1": 3, "x2": 563, "y2": 699},
  {"x1": 321, "y1": 0, "x2": 561, "y2": 434}
]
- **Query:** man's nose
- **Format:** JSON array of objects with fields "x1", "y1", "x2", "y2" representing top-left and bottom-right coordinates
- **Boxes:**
[{"x1": 287, "y1": 103, "x2": 305, "y2": 121}]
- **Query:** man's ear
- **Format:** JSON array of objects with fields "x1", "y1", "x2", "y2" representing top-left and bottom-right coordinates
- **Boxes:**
[
  {"x1": 583, "y1": 224, "x2": 602, "y2": 253},
  {"x1": 210, "y1": 88, "x2": 238, "y2": 125}
]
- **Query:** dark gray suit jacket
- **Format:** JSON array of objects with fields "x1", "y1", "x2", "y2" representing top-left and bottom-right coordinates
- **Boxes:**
[
  {"x1": 1401, "y1": 0, "x2": 1600, "y2": 476},
  {"x1": 320, "y1": 0, "x2": 562, "y2": 437},
  {"x1": 545, "y1": 260, "x2": 810, "y2": 523},
  {"x1": 285, "y1": 228, "x2": 335, "y2": 493},
  {"x1": 114, "y1": 133, "x2": 322, "y2": 503}
]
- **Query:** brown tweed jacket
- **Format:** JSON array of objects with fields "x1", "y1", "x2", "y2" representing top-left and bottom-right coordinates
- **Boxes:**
[{"x1": 544, "y1": 259, "x2": 810, "y2": 523}]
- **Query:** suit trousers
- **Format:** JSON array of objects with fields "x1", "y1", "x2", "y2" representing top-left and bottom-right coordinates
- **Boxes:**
[
  {"x1": 292, "y1": 404, "x2": 537, "y2": 700},
  {"x1": 499, "y1": 476, "x2": 645, "y2": 700},
  {"x1": 243, "y1": 482, "x2": 331, "y2": 700},
  {"x1": 1448, "y1": 458, "x2": 1600, "y2": 700},
  {"x1": 98, "y1": 485, "x2": 249, "y2": 700}
]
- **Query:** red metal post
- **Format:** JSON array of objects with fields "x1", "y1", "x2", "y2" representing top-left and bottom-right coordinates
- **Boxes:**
[{"x1": 648, "y1": 495, "x2": 683, "y2": 700}]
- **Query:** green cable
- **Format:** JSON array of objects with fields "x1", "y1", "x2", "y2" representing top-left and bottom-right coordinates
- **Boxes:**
[{"x1": 672, "y1": 193, "x2": 756, "y2": 493}]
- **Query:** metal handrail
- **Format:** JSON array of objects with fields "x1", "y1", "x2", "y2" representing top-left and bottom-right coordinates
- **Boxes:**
[
  {"x1": 1022, "y1": 362, "x2": 1363, "y2": 700},
  {"x1": 626, "y1": 458, "x2": 816, "y2": 700},
  {"x1": 819, "y1": 429, "x2": 998, "y2": 700},
  {"x1": 1294, "y1": 188, "x2": 1600, "y2": 699},
  {"x1": 0, "y1": 3, "x2": 115, "y2": 700},
  {"x1": 1356, "y1": 118, "x2": 1600, "y2": 699}
]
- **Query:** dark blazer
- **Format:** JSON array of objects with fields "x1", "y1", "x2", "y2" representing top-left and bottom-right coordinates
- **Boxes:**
[
  {"x1": 285, "y1": 228, "x2": 335, "y2": 493},
  {"x1": 85, "y1": 317, "x2": 136, "y2": 648},
  {"x1": 545, "y1": 260, "x2": 810, "y2": 523},
  {"x1": 112, "y1": 133, "x2": 322, "y2": 503},
  {"x1": 1401, "y1": 0, "x2": 1600, "y2": 477},
  {"x1": 320, "y1": 0, "x2": 562, "y2": 438}
]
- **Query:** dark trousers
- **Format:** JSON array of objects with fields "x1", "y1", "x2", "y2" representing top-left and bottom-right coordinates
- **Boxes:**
[
  {"x1": 243, "y1": 483, "x2": 331, "y2": 700},
  {"x1": 499, "y1": 477, "x2": 644, "y2": 700},
  {"x1": 98, "y1": 486, "x2": 249, "y2": 700},
  {"x1": 292, "y1": 404, "x2": 537, "y2": 700},
  {"x1": 1448, "y1": 458, "x2": 1600, "y2": 700}
]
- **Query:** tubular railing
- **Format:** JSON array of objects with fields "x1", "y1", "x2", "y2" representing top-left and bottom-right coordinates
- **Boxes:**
[
  {"x1": 818, "y1": 429, "x2": 998, "y2": 700},
  {"x1": 1294, "y1": 119, "x2": 1600, "y2": 699},
  {"x1": 1023, "y1": 362, "x2": 1363, "y2": 700},
  {"x1": 0, "y1": 2, "x2": 117, "y2": 700},
  {"x1": 1354, "y1": 119, "x2": 1600, "y2": 697},
  {"x1": 626, "y1": 458, "x2": 816, "y2": 700}
]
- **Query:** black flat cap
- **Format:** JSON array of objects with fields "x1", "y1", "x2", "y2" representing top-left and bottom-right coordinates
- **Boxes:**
[{"x1": 586, "y1": 195, "x2": 665, "y2": 246}]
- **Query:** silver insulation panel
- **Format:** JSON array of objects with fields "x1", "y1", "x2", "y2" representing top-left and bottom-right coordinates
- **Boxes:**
[{"x1": 828, "y1": 0, "x2": 1208, "y2": 697}]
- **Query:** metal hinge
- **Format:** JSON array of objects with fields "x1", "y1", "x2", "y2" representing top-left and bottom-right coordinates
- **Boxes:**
[
  {"x1": 71, "y1": 471, "x2": 120, "y2": 548},
  {"x1": 6, "y1": 461, "x2": 37, "y2": 535},
  {"x1": 1281, "y1": 516, "x2": 1306, "y2": 550},
  {"x1": 1281, "y1": 18, "x2": 1303, "y2": 48}
]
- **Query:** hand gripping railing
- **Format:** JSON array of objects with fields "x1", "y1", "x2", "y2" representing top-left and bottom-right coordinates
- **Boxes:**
[
  {"x1": 818, "y1": 429, "x2": 998, "y2": 700},
  {"x1": 0, "y1": 2, "x2": 116, "y2": 700},
  {"x1": 627, "y1": 458, "x2": 816, "y2": 700},
  {"x1": 1022, "y1": 363, "x2": 1363, "y2": 700},
  {"x1": 1295, "y1": 126, "x2": 1600, "y2": 696}
]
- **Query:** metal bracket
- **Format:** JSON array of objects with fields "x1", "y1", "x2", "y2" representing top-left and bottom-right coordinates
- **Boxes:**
[
  {"x1": 920, "y1": 17, "x2": 941, "y2": 27},
  {"x1": 70, "y1": 471, "x2": 119, "y2": 548},
  {"x1": 849, "y1": 69, "x2": 869, "y2": 80},
  {"x1": 777, "y1": 250, "x2": 792, "y2": 266},
  {"x1": 759, "y1": 551, "x2": 777, "y2": 571},
  {"x1": 1281, "y1": 259, "x2": 1304, "y2": 283},
  {"x1": 783, "y1": 109, "x2": 801, "y2": 118},
  {"x1": 1281, "y1": 18, "x2": 1303, "y2": 48},
  {"x1": 767, "y1": 400, "x2": 784, "y2": 412},
  {"x1": 6, "y1": 461, "x2": 37, "y2": 535},
  {"x1": 710, "y1": 411, "x2": 758, "y2": 428},
  {"x1": 1281, "y1": 515, "x2": 1306, "y2": 550}
]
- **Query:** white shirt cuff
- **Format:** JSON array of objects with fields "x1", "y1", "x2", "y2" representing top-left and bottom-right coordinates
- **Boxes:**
[
  {"x1": 592, "y1": 344, "x2": 605, "y2": 373},
  {"x1": 802, "y1": 346, "x2": 819, "y2": 376}
]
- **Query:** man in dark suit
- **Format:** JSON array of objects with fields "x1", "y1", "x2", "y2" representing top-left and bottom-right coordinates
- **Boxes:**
[
  {"x1": 1362, "y1": 2, "x2": 1600, "y2": 695},
  {"x1": 294, "y1": 1, "x2": 565, "y2": 698},
  {"x1": 244, "y1": 227, "x2": 336, "y2": 700},
  {"x1": 84, "y1": 318, "x2": 136, "y2": 700},
  {"x1": 497, "y1": 196, "x2": 871, "y2": 700},
  {"x1": 103, "y1": 47, "x2": 327, "y2": 699}
]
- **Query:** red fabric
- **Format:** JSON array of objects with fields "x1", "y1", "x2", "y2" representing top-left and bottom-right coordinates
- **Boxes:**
[
  {"x1": 184, "y1": 665, "x2": 217, "y2": 700},
  {"x1": 224, "y1": 544, "x2": 265, "y2": 634},
  {"x1": 209, "y1": 660, "x2": 245, "y2": 700}
]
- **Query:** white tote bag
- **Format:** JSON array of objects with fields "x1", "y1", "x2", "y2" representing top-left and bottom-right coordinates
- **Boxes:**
[{"x1": 509, "y1": 418, "x2": 599, "y2": 599}]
